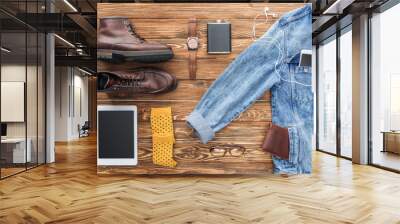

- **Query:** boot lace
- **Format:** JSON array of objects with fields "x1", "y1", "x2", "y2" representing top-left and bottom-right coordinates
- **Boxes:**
[
  {"x1": 124, "y1": 21, "x2": 145, "y2": 43},
  {"x1": 120, "y1": 79, "x2": 144, "y2": 92}
]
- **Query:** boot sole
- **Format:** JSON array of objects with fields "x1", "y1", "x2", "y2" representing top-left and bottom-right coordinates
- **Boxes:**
[
  {"x1": 98, "y1": 49, "x2": 173, "y2": 63},
  {"x1": 97, "y1": 79, "x2": 179, "y2": 94},
  {"x1": 164, "y1": 79, "x2": 179, "y2": 93}
]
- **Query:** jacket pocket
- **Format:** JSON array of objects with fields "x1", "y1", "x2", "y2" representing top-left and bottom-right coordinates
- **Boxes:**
[{"x1": 288, "y1": 127, "x2": 300, "y2": 164}]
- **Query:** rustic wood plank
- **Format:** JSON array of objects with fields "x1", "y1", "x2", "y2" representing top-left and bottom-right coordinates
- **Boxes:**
[
  {"x1": 98, "y1": 162, "x2": 272, "y2": 175},
  {"x1": 98, "y1": 58, "x2": 234, "y2": 80},
  {"x1": 97, "y1": 19, "x2": 277, "y2": 40},
  {"x1": 97, "y1": 100, "x2": 272, "y2": 122},
  {"x1": 97, "y1": 80, "x2": 271, "y2": 101},
  {"x1": 137, "y1": 121, "x2": 268, "y2": 141},
  {"x1": 98, "y1": 3, "x2": 303, "y2": 20},
  {"x1": 100, "y1": 140, "x2": 272, "y2": 175},
  {"x1": 136, "y1": 139, "x2": 269, "y2": 162},
  {"x1": 97, "y1": 38, "x2": 249, "y2": 64}
]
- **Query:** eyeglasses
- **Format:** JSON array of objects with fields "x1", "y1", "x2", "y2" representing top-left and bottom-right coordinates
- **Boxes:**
[{"x1": 209, "y1": 144, "x2": 246, "y2": 157}]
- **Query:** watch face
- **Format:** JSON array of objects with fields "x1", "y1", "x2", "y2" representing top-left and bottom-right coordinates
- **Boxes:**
[{"x1": 187, "y1": 37, "x2": 199, "y2": 50}]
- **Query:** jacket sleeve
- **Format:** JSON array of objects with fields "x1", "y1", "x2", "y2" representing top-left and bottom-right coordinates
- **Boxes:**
[{"x1": 186, "y1": 22, "x2": 284, "y2": 144}]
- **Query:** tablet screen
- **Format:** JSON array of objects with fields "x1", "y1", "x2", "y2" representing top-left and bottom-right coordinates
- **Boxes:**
[{"x1": 98, "y1": 110, "x2": 135, "y2": 159}]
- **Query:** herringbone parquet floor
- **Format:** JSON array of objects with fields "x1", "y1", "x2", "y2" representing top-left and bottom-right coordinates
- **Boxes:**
[{"x1": 1, "y1": 135, "x2": 400, "y2": 224}]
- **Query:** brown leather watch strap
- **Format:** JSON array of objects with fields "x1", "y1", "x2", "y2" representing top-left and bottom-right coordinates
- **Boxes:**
[
  {"x1": 188, "y1": 18, "x2": 197, "y2": 80},
  {"x1": 189, "y1": 51, "x2": 197, "y2": 80},
  {"x1": 188, "y1": 17, "x2": 197, "y2": 37}
]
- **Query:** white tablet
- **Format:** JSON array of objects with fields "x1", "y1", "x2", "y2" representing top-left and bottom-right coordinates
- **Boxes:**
[{"x1": 97, "y1": 105, "x2": 138, "y2": 166}]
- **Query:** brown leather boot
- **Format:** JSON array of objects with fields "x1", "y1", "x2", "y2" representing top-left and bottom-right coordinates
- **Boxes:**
[
  {"x1": 97, "y1": 68, "x2": 178, "y2": 94},
  {"x1": 98, "y1": 17, "x2": 174, "y2": 63}
]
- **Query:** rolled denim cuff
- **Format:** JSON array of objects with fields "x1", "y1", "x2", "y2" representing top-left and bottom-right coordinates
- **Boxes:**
[{"x1": 186, "y1": 111, "x2": 215, "y2": 144}]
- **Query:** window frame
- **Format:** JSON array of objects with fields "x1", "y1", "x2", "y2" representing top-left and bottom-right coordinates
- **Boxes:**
[{"x1": 315, "y1": 24, "x2": 353, "y2": 161}]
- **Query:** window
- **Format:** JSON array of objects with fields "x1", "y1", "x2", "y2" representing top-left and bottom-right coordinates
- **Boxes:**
[
  {"x1": 316, "y1": 25, "x2": 353, "y2": 159},
  {"x1": 317, "y1": 36, "x2": 337, "y2": 154},
  {"x1": 390, "y1": 75, "x2": 400, "y2": 130},
  {"x1": 370, "y1": 3, "x2": 400, "y2": 171},
  {"x1": 339, "y1": 28, "x2": 352, "y2": 158}
]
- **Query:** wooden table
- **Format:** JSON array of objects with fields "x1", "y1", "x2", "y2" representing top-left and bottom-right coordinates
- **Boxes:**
[
  {"x1": 381, "y1": 131, "x2": 400, "y2": 154},
  {"x1": 1, "y1": 138, "x2": 32, "y2": 165},
  {"x1": 97, "y1": 3, "x2": 304, "y2": 175}
]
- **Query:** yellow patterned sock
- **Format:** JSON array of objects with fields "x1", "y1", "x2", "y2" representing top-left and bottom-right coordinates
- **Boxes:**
[{"x1": 150, "y1": 107, "x2": 177, "y2": 168}]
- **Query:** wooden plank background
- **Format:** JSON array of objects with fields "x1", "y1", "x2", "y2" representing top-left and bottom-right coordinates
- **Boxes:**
[{"x1": 97, "y1": 3, "x2": 304, "y2": 175}]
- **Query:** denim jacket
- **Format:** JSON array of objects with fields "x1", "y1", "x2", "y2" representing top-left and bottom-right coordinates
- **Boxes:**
[{"x1": 186, "y1": 5, "x2": 313, "y2": 174}]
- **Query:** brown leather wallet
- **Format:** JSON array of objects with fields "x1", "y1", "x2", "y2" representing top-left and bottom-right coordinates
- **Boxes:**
[{"x1": 262, "y1": 124, "x2": 289, "y2": 160}]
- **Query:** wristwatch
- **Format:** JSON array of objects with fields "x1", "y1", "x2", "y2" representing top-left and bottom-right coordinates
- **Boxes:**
[{"x1": 187, "y1": 17, "x2": 199, "y2": 80}]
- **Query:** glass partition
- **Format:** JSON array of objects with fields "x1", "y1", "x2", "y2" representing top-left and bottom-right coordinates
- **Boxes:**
[
  {"x1": 0, "y1": 0, "x2": 46, "y2": 179},
  {"x1": 317, "y1": 36, "x2": 337, "y2": 155},
  {"x1": 1, "y1": 18, "x2": 28, "y2": 178}
]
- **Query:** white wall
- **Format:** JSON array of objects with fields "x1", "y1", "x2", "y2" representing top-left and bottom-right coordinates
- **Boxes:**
[
  {"x1": 71, "y1": 73, "x2": 89, "y2": 138},
  {"x1": 1, "y1": 65, "x2": 31, "y2": 138},
  {"x1": 55, "y1": 66, "x2": 70, "y2": 141},
  {"x1": 1, "y1": 82, "x2": 25, "y2": 122},
  {"x1": 54, "y1": 67, "x2": 89, "y2": 141},
  {"x1": 1, "y1": 63, "x2": 46, "y2": 164}
]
